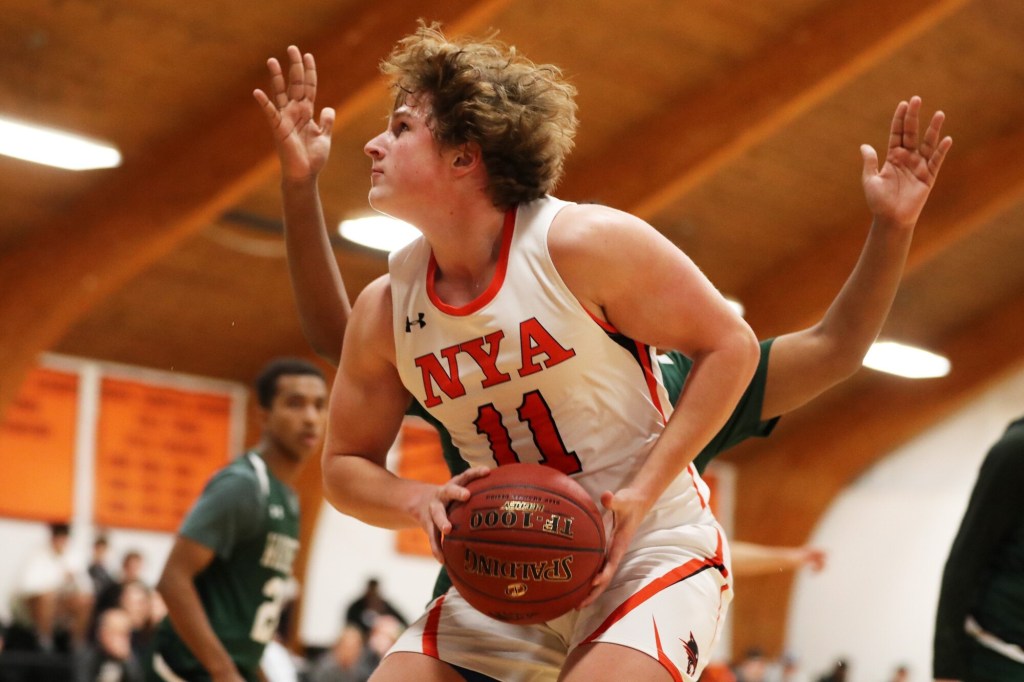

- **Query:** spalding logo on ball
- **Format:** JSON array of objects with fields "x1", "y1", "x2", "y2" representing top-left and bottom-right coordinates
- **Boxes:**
[{"x1": 442, "y1": 463, "x2": 607, "y2": 624}]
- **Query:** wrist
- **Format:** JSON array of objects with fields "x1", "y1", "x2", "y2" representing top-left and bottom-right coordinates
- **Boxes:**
[{"x1": 280, "y1": 174, "x2": 320, "y2": 192}]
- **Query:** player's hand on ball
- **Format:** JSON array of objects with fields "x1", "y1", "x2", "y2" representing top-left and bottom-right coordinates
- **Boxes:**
[
  {"x1": 422, "y1": 467, "x2": 491, "y2": 562},
  {"x1": 579, "y1": 486, "x2": 652, "y2": 608}
]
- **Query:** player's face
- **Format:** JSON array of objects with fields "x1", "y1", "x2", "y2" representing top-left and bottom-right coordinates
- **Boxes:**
[
  {"x1": 364, "y1": 97, "x2": 451, "y2": 222},
  {"x1": 264, "y1": 374, "x2": 328, "y2": 462}
]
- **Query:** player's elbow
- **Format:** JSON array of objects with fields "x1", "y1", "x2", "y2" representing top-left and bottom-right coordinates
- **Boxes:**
[
  {"x1": 812, "y1": 327, "x2": 870, "y2": 383},
  {"x1": 727, "y1": 321, "x2": 760, "y2": 383},
  {"x1": 321, "y1": 451, "x2": 364, "y2": 517}
]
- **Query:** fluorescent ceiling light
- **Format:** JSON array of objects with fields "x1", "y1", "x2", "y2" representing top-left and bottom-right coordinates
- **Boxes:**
[
  {"x1": 862, "y1": 341, "x2": 950, "y2": 379},
  {"x1": 0, "y1": 116, "x2": 121, "y2": 170},
  {"x1": 339, "y1": 215, "x2": 420, "y2": 252}
]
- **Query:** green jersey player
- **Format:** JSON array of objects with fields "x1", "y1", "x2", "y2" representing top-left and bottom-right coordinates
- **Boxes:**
[{"x1": 146, "y1": 358, "x2": 327, "y2": 682}]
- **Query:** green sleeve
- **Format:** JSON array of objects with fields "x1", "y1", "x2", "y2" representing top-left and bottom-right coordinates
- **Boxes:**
[
  {"x1": 660, "y1": 339, "x2": 779, "y2": 474},
  {"x1": 179, "y1": 466, "x2": 263, "y2": 559}
]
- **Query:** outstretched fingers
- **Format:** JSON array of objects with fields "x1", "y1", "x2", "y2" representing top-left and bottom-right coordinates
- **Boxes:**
[
  {"x1": 888, "y1": 100, "x2": 909, "y2": 153},
  {"x1": 286, "y1": 45, "x2": 306, "y2": 104},
  {"x1": 921, "y1": 110, "x2": 953, "y2": 178},
  {"x1": 901, "y1": 96, "x2": 922, "y2": 151},
  {"x1": 303, "y1": 52, "x2": 318, "y2": 105},
  {"x1": 928, "y1": 133, "x2": 953, "y2": 177},
  {"x1": 252, "y1": 88, "x2": 282, "y2": 129},
  {"x1": 266, "y1": 57, "x2": 288, "y2": 110}
]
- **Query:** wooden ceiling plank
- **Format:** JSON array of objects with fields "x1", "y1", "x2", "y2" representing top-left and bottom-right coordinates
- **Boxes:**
[
  {"x1": 559, "y1": 0, "x2": 971, "y2": 217},
  {"x1": 0, "y1": 0, "x2": 507, "y2": 416},
  {"x1": 740, "y1": 126, "x2": 1024, "y2": 336}
]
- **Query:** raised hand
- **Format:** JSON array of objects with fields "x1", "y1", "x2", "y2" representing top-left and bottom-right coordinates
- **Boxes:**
[
  {"x1": 253, "y1": 45, "x2": 335, "y2": 182},
  {"x1": 860, "y1": 96, "x2": 953, "y2": 227}
]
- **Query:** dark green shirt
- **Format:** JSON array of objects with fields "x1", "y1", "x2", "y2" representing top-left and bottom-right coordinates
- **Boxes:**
[
  {"x1": 411, "y1": 339, "x2": 779, "y2": 600},
  {"x1": 148, "y1": 452, "x2": 300, "y2": 681},
  {"x1": 934, "y1": 416, "x2": 1024, "y2": 681}
]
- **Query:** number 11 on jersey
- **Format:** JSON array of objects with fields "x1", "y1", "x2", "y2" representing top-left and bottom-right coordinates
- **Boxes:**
[{"x1": 473, "y1": 390, "x2": 582, "y2": 475}]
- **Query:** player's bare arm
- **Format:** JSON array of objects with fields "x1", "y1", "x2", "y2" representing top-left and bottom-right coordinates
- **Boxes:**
[
  {"x1": 762, "y1": 96, "x2": 951, "y2": 420},
  {"x1": 320, "y1": 275, "x2": 488, "y2": 561},
  {"x1": 157, "y1": 538, "x2": 245, "y2": 682},
  {"x1": 550, "y1": 203, "x2": 759, "y2": 603},
  {"x1": 729, "y1": 541, "x2": 827, "y2": 577},
  {"x1": 255, "y1": 46, "x2": 350, "y2": 362}
]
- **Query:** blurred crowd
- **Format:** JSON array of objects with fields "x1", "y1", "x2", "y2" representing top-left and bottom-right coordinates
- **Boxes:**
[{"x1": 0, "y1": 524, "x2": 409, "y2": 682}]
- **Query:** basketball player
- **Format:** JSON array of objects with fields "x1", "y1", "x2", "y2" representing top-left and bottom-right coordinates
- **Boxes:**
[
  {"x1": 145, "y1": 359, "x2": 327, "y2": 682},
  {"x1": 254, "y1": 23, "x2": 950, "y2": 682},
  {"x1": 934, "y1": 415, "x2": 1024, "y2": 682}
]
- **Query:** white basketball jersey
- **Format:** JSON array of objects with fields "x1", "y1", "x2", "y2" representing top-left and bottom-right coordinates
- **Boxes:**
[{"x1": 389, "y1": 195, "x2": 717, "y2": 540}]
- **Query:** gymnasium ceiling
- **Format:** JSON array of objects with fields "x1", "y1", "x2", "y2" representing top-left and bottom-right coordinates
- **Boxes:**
[{"x1": 3, "y1": 0, "x2": 1024, "y2": 537}]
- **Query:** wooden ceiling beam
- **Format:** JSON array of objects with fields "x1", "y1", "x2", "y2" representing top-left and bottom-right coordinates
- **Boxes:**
[
  {"x1": 559, "y1": 0, "x2": 970, "y2": 217},
  {"x1": 0, "y1": 0, "x2": 508, "y2": 417},
  {"x1": 741, "y1": 125, "x2": 1024, "y2": 337},
  {"x1": 729, "y1": 287, "x2": 1024, "y2": 655}
]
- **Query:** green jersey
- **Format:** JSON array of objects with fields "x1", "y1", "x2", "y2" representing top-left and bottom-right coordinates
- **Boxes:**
[
  {"x1": 411, "y1": 339, "x2": 778, "y2": 600},
  {"x1": 148, "y1": 452, "x2": 300, "y2": 681}
]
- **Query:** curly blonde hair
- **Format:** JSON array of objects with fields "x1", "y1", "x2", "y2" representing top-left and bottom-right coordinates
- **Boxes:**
[{"x1": 381, "y1": 22, "x2": 578, "y2": 210}]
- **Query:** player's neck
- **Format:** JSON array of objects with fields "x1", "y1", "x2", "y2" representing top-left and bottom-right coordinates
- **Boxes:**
[
  {"x1": 252, "y1": 442, "x2": 302, "y2": 484},
  {"x1": 426, "y1": 200, "x2": 507, "y2": 299}
]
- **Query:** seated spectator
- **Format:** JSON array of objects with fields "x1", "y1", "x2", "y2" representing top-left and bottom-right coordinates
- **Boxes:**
[
  {"x1": 116, "y1": 581, "x2": 155, "y2": 660},
  {"x1": 364, "y1": 614, "x2": 402, "y2": 665},
  {"x1": 94, "y1": 550, "x2": 146, "y2": 616},
  {"x1": 7, "y1": 522, "x2": 93, "y2": 653},
  {"x1": 734, "y1": 647, "x2": 769, "y2": 682},
  {"x1": 87, "y1": 534, "x2": 115, "y2": 598},
  {"x1": 308, "y1": 625, "x2": 376, "y2": 682},
  {"x1": 75, "y1": 608, "x2": 143, "y2": 682},
  {"x1": 342, "y1": 579, "x2": 406, "y2": 636}
]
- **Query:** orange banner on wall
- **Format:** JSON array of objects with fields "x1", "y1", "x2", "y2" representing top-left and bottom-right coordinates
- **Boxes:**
[
  {"x1": 0, "y1": 368, "x2": 79, "y2": 522},
  {"x1": 95, "y1": 378, "x2": 233, "y2": 532},
  {"x1": 395, "y1": 420, "x2": 450, "y2": 557}
]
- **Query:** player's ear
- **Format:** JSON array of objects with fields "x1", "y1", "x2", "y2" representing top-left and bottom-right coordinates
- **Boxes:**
[{"x1": 451, "y1": 142, "x2": 482, "y2": 175}]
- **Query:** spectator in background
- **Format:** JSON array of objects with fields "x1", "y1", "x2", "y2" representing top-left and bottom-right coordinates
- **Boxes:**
[
  {"x1": 87, "y1": 534, "x2": 116, "y2": 599},
  {"x1": 7, "y1": 522, "x2": 93, "y2": 653},
  {"x1": 885, "y1": 664, "x2": 909, "y2": 682},
  {"x1": 815, "y1": 658, "x2": 848, "y2": 682},
  {"x1": 342, "y1": 579, "x2": 406, "y2": 636},
  {"x1": 308, "y1": 625, "x2": 375, "y2": 682},
  {"x1": 767, "y1": 654, "x2": 810, "y2": 682},
  {"x1": 76, "y1": 607, "x2": 143, "y2": 682},
  {"x1": 117, "y1": 581, "x2": 155, "y2": 661},
  {"x1": 91, "y1": 549, "x2": 148, "y2": 642},
  {"x1": 364, "y1": 614, "x2": 402, "y2": 666},
  {"x1": 734, "y1": 648, "x2": 769, "y2": 682}
]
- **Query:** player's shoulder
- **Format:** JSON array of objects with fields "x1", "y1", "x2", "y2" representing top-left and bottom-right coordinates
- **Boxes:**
[
  {"x1": 344, "y1": 274, "x2": 396, "y2": 364},
  {"x1": 550, "y1": 202, "x2": 644, "y2": 235},
  {"x1": 985, "y1": 417, "x2": 1024, "y2": 474},
  {"x1": 350, "y1": 275, "x2": 393, "y2": 328},
  {"x1": 205, "y1": 455, "x2": 262, "y2": 495},
  {"x1": 549, "y1": 202, "x2": 658, "y2": 261}
]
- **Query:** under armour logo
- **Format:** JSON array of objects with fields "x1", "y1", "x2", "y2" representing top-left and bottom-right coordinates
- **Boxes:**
[
  {"x1": 405, "y1": 313, "x2": 426, "y2": 332},
  {"x1": 681, "y1": 632, "x2": 699, "y2": 676}
]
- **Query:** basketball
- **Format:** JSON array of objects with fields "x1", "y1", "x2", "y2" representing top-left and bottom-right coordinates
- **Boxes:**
[{"x1": 442, "y1": 463, "x2": 607, "y2": 624}]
